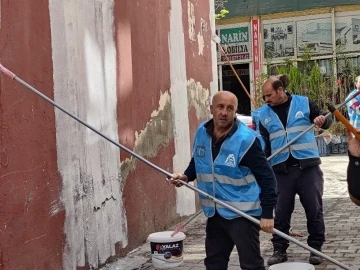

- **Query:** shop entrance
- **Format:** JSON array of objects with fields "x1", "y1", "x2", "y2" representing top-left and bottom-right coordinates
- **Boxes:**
[{"x1": 221, "y1": 63, "x2": 251, "y2": 116}]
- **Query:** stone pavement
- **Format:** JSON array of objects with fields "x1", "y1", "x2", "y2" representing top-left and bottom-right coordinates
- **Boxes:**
[{"x1": 101, "y1": 155, "x2": 360, "y2": 270}]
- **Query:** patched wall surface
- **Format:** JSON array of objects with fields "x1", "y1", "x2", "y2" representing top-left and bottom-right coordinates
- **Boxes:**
[{"x1": 0, "y1": 0, "x2": 217, "y2": 269}]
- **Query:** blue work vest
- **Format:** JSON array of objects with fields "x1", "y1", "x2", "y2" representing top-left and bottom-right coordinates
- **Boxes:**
[
  {"x1": 193, "y1": 120, "x2": 262, "y2": 219},
  {"x1": 252, "y1": 108, "x2": 262, "y2": 132},
  {"x1": 346, "y1": 89, "x2": 360, "y2": 128},
  {"x1": 259, "y1": 95, "x2": 319, "y2": 166}
]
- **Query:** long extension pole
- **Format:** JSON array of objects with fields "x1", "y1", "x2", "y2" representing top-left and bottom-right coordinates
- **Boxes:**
[
  {"x1": 212, "y1": 35, "x2": 258, "y2": 108},
  {"x1": 217, "y1": 44, "x2": 258, "y2": 108},
  {"x1": 0, "y1": 64, "x2": 354, "y2": 270},
  {"x1": 0, "y1": 65, "x2": 170, "y2": 177}
]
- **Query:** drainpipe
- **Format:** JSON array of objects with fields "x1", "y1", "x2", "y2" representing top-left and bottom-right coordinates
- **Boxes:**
[{"x1": 331, "y1": 7, "x2": 338, "y2": 104}]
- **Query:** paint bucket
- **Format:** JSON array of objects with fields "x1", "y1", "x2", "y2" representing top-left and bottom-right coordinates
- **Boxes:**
[
  {"x1": 147, "y1": 231, "x2": 186, "y2": 269},
  {"x1": 269, "y1": 262, "x2": 315, "y2": 270}
]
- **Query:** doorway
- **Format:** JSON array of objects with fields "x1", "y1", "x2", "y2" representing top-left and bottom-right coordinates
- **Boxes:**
[{"x1": 221, "y1": 63, "x2": 251, "y2": 116}]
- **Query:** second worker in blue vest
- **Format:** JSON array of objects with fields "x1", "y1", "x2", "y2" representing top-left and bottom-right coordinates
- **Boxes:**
[{"x1": 257, "y1": 75, "x2": 333, "y2": 266}]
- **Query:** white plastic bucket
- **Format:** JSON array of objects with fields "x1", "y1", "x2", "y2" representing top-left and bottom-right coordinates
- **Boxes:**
[
  {"x1": 147, "y1": 231, "x2": 186, "y2": 269},
  {"x1": 269, "y1": 262, "x2": 315, "y2": 270}
]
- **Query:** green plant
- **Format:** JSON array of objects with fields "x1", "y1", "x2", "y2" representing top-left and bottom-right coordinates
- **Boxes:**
[{"x1": 215, "y1": 9, "x2": 229, "y2": 20}]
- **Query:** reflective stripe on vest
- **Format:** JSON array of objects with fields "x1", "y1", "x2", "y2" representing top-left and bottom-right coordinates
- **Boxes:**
[
  {"x1": 196, "y1": 173, "x2": 256, "y2": 186},
  {"x1": 200, "y1": 198, "x2": 261, "y2": 211}
]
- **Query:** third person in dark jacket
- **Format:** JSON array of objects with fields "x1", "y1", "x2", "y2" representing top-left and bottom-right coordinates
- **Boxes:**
[
  {"x1": 257, "y1": 75, "x2": 333, "y2": 266},
  {"x1": 346, "y1": 128, "x2": 360, "y2": 206}
]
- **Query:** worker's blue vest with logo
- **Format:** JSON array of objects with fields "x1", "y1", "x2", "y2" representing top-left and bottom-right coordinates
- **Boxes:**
[
  {"x1": 193, "y1": 120, "x2": 262, "y2": 219},
  {"x1": 346, "y1": 89, "x2": 360, "y2": 128},
  {"x1": 259, "y1": 95, "x2": 319, "y2": 166}
]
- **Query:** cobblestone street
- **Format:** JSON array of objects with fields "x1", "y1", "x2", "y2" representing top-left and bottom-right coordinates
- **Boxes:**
[{"x1": 102, "y1": 155, "x2": 360, "y2": 270}]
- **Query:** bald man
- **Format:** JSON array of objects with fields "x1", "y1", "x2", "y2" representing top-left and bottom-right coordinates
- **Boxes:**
[
  {"x1": 170, "y1": 91, "x2": 278, "y2": 270},
  {"x1": 257, "y1": 76, "x2": 333, "y2": 266}
]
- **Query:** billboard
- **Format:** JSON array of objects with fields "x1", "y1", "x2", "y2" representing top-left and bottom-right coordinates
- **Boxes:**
[
  {"x1": 263, "y1": 23, "x2": 295, "y2": 58},
  {"x1": 335, "y1": 16, "x2": 360, "y2": 53},
  {"x1": 296, "y1": 18, "x2": 333, "y2": 55}
]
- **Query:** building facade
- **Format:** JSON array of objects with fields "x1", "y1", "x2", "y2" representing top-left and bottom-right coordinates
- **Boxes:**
[
  {"x1": 216, "y1": 1, "x2": 360, "y2": 114},
  {"x1": 0, "y1": 0, "x2": 217, "y2": 269}
]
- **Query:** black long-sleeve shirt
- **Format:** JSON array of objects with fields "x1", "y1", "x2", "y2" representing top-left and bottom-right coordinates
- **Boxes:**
[
  {"x1": 347, "y1": 154, "x2": 360, "y2": 203},
  {"x1": 184, "y1": 120, "x2": 278, "y2": 219},
  {"x1": 258, "y1": 94, "x2": 333, "y2": 173}
]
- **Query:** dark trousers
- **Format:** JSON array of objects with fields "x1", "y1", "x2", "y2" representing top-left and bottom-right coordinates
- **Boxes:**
[
  {"x1": 204, "y1": 212, "x2": 265, "y2": 270},
  {"x1": 272, "y1": 165, "x2": 325, "y2": 251}
]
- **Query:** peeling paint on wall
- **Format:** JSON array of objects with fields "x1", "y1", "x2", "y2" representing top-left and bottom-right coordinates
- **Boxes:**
[
  {"x1": 120, "y1": 91, "x2": 174, "y2": 181},
  {"x1": 49, "y1": 197, "x2": 64, "y2": 217},
  {"x1": 197, "y1": 18, "x2": 206, "y2": 55},
  {"x1": 197, "y1": 31, "x2": 204, "y2": 55},
  {"x1": 209, "y1": 0, "x2": 219, "y2": 98},
  {"x1": 187, "y1": 79, "x2": 211, "y2": 120},
  {"x1": 49, "y1": 0, "x2": 128, "y2": 269},
  {"x1": 188, "y1": 1, "x2": 196, "y2": 42},
  {"x1": 170, "y1": 0, "x2": 196, "y2": 216}
]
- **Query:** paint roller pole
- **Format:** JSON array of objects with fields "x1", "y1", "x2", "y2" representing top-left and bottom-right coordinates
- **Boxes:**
[
  {"x1": 267, "y1": 89, "x2": 360, "y2": 161},
  {"x1": 0, "y1": 64, "x2": 354, "y2": 270},
  {"x1": 168, "y1": 180, "x2": 353, "y2": 270},
  {"x1": 327, "y1": 103, "x2": 360, "y2": 141},
  {"x1": 170, "y1": 209, "x2": 203, "y2": 237},
  {"x1": 0, "y1": 64, "x2": 173, "y2": 179},
  {"x1": 212, "y1": 36, "x2": 258, "y2": 108}
]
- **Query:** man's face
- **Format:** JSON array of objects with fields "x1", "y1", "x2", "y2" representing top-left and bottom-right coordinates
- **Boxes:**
[
  {"x1": 262, "y1": 84, "x2": 283, "y2": 106},
  {"x1": 210, "y1": 93, "x2": 237, "y2": 130}
]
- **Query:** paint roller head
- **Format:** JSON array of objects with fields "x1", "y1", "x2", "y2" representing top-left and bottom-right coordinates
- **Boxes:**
[
  {"x1": 0, "y1": 64, "x2": 16, "y2": 80},
  {"x1": 212, "y1": 35, "x2": 226, "y2": 55},
  {"x1": 212, "y1": 35, "x2": 221, "y2": 44},
  {"x1": 170, "y1": 224, "x2": 184, "y2": 237}
]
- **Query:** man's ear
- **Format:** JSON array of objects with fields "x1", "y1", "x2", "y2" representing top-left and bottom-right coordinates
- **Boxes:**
[{"x1": 210, "y1": 104, "x2": 214, "y2": 115}]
